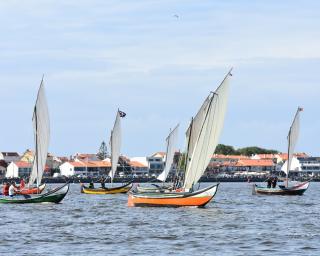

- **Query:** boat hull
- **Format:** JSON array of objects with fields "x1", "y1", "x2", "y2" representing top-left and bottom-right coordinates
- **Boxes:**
[
  {"x1": 81, "y1": 182, "x2": 132, "y2": 195},
  {"x1": 0, "y1": 183, "x2": 69, "y2": 204},
  {"x1": 128, "y1": 184, "x2": 219, "y2": 207},
  {"x1": 16, "y1": 184, "x2": 46, "y2": 195},
  {"x1": 253, "y1": 181, "x2": 310, "y2": 195}
]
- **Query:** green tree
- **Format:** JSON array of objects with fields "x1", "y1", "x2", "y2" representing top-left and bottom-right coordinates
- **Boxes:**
[{"x1": 214, "y1": 144, "x2": 237, "y2": 155}]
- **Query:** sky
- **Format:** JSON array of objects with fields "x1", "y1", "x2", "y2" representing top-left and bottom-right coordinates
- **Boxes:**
[{"x1": 0, "y1": 0, "x2": 320, "y2": 157}]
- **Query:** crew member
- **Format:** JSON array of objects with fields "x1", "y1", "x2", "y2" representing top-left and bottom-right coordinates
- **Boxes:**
[
  {"x1": 9, "y1": 182, "x2": 16, "y2": 197},
  {"x1": 2, "y1": 182, "x2": 9, "y2": 196}
]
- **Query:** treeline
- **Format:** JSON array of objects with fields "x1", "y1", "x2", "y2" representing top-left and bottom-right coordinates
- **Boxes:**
[{"x1": 214, "y1": 144, "x2": 279, "y2": 156}]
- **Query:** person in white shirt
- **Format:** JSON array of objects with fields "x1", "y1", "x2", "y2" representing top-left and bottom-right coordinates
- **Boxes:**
[{"x1": 8, "y1": 182, "x2": 16, "y2": 197}]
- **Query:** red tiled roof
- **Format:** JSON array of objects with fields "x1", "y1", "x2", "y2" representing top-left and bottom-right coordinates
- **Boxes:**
[
  {"x1": 236, "y1": 159, "x2": 274, "y2": 167},
  {"x1": 14, "y1": 161, "x2": 32, "y2": 168},
  {"x1": 152, "y1": 152, "x2": 166, "y2": 157},
  {"x1": 68, "y1": 161, "x2": 111, "y2": 168},
  {"x1": 130, "y1": 161, "x2": 147, "y2": 168}
]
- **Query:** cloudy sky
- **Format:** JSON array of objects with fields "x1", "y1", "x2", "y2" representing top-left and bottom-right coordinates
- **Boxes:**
[{"x1": 0, "y1": 0, "x2": 319, "y2": 157}]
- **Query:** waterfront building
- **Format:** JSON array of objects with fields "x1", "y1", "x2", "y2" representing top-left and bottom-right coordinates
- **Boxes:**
[
  {"x1": 20, "y1": 149, "x2": 34, "y2": 163},
  {"x1": 0, "y1": 152, "x2": 20, "y2": 163},
  {"x1": 0, "y1": 160, "x2": 7, "y2": 177},
  {"x1": 59, "y1": 160, "x2": 111, "y2": 177},
  {"x1": 130, "y1": 157, "x2": 149, "y2": 177},
  {"x1": 281, "y1": 156, "x2": 320, "y2": 177},
  {"x1": 6, "y1": 161, "x2": 33, "y2": 178},
  {"x1": 147, "y1": 152, "x2": 165, "y2": 176}
]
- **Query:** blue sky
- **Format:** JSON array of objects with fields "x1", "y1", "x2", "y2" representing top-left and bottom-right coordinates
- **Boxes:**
[{"x1": 0, "y1": 0, "x2": 320, "y2": 157}]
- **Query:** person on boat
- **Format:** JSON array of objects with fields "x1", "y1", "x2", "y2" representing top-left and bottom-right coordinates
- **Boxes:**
[
  {"x1": 2, "y1": 182, "x2": 9, "y2": 196},
  {"x1": 8, "y1": 182, "x2": 17, "y2": 197},
  {"x1": 271, "y1": 177, "x2": 278, "y2": 188},
  {"x1": 89, "y1": 181, "x2": 94, "y2": 189},
  {"x1": 267, "y1": 177, "x2": 272, "y2": 188},
  {"x1": 100, "y1": 177, "x2": 106, "y2": 189},
  {"x1": 19, "y1": 178, "x2": 25, "y2": 190}
]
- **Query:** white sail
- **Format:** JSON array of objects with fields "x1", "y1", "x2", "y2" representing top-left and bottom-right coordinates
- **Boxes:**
[
  {"x1": 29, "y1": 79, "x2": 50, "y2": 187},
  {"x1": 183, "y1": 70, "x2": 232, "y2": 190},
  {"x1": 284, "y1": 107, "x2": 302, "y2": 176},
  {"x1": 108, "y1": 111, "x2": 122, "y2": 182},
  {"x1": 157, "y1": 124, "x2": 179, "y2": 182},
  {"x1": 185, "y1": 95, "x2": 212, "y2": 170}
]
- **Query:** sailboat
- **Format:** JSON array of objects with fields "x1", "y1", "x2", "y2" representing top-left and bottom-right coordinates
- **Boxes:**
[
  {"x1": 135, "y1": 124, "x2": 179, "y2": 193},
  {"x1": 0, "y1": 77, "x2": 69, "y2": 203},
  {"x1": 81, "y1": 110, "x2": 132, "y2": 194},
  {"x1": 128, "y1": 69, "x2": 232, "y2": 207},
  {"x1": 253, "y1": 107, "x2": 310, "y2": 195}
]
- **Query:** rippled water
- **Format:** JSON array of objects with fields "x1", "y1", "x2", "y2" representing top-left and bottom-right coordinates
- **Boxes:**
[{"x1": 1, "y1": 182, "x2": 319, "y2": 256}]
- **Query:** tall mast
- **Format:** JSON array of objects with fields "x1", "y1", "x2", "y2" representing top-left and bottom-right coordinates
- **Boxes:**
[{"x1": 35, "y1": 105, "x2": 39, "y2": 189}]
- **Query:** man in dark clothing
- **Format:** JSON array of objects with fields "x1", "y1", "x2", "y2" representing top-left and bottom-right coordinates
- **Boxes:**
[
  {"x1": 272, "y1": 177, "x2": 278, "y2": 188},
  {"x1": 100, "y1": 177, "x2": 106, "y2": 189},
  {"x1": 267, "y1": 177, "x2": 272, "y2": 188},
  {"x1": 89, "y1": 181, "x2": 94, "y2": 189}
]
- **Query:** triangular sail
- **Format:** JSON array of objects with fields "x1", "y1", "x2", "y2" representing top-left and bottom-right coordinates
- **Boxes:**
[
  {"x1": 108, "y1": 111, "x2": 122, "y2": 182},
  {"x1": 284, "y1": 107, "x2": 302, "y2": 177},
  {"x1": 183, "y1": 69, "x2": 232, "y2": 190},
  {"x1": 29, "y1": 79, "x2": 50, "y2": 187},
  {"x1": 185, "y1": 95, "x2": 211, "y2": 171},
  {"x1": 157, "y1": 124, "x2": 179, "y2": 182}
]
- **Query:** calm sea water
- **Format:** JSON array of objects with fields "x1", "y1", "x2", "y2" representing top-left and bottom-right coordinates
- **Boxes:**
[{"x1": 1, "y1": 182, "x2": 319, "y2": 256}]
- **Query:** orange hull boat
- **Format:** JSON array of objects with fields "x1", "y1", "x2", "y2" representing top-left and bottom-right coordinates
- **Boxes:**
[
  {"x1": 128, "y1": 184, "x2": 219, "y2": 207},
  {"x1": 16, "y1": 184, "x2": 46, "y2": 195}
]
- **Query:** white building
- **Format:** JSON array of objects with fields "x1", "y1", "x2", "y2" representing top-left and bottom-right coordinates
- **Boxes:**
[
  {"x1": 59, "y1": 160, "x2": 111, "y2": 177},
  {"x1": 0, "y1": 152, "x2": 20, "y2": 163},
  {"x1": 281, "y1": 156, "x2": 320, "y2": 176},
  {"x1": 6, "y1": 161, "x2": 32, "y2": 178},
  {"x1": 147, "y1": 152, "x2": 165, "y2": 175},
  {"x1": 130, "y1": 157, "x2": 149, "y2": 177}
]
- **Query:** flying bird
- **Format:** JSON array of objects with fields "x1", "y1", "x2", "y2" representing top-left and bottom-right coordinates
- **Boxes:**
[{"x1": 173, "y1": 14, "x2": 179, "y2": 19}]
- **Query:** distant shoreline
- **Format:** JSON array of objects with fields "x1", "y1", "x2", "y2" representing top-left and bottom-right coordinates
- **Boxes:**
[{"x1": 0, "y1": 177, "x2": 316, "y2": 184}]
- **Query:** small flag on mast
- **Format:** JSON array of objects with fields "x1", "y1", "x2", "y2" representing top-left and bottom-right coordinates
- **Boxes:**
[{"x1": 118, "y1": 110, "x2": 126, "y2": 118}]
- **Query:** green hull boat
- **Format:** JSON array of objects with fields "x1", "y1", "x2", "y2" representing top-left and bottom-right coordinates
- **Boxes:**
[{"x1": 0, "y1": 183, "x2": 69, "y2": 204}]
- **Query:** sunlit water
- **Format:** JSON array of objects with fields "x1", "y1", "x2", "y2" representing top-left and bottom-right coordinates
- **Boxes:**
[{"x1": 1, "y1": 182, "x2": 319, "y2": 256}]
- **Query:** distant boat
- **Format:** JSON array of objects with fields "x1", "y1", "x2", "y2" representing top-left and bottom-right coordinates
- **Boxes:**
[
  {"x1": 136, "y1": 124, "x2": 179, "y2": 193},
  {"x1": 1, "y1": 77, "x2": 69, "y2": 203},
  {"x1": 253, "y1": 107, "x2": 310, "y2": 195},
  {"x1": 81, "y1": 110, "x2": 132, "y2": 194},
  {"x1": 128, "y1": 69, "x2": 232, "y2": 207}
]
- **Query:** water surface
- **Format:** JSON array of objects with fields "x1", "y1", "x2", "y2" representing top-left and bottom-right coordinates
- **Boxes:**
[{"x1": 1, "y1": 182, "x2": 319, "y2": 255}]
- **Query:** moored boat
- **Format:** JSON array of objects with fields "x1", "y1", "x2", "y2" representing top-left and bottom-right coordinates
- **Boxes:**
[
  {"x1": 129, "y1": 183, "x2": 218, "y2": 207},
  {"x1": 0, "y1": 183, "x2": 69, "y2": 204},
  {"x1": 253, "y1": 107, "x2": 310, "y2": 195},
  {"x1": 129, "y1": 68, "x2": 233, "y2": 207},
  {"x1": 81, "y1": 182, "x2": 132, "y2": 194},
  {"x1": 253, "y1": 180, "x2": 309, "y2": 195},
  {"x1": 82, "y1": 110, "x2": 133, "y2": 195}
]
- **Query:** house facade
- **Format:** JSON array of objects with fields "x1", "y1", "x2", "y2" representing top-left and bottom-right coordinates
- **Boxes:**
[{"x1": 59, "y1": 160, "x2": 111, "y2": 177}]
